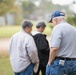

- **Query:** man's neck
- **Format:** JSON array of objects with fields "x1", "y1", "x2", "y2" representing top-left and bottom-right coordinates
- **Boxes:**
[
  {"x1": 37, "y1": 29, "x2": 42, "y2": 33},
  {"x1": 56, "y1": 20, "x2": 65, "y2": 25},
  {"x1": 21, "y1": 29, "x2": 30, "y2": 34},
  {"x1": 59, "y1": 20, "x2": 65, "y2": 24}
]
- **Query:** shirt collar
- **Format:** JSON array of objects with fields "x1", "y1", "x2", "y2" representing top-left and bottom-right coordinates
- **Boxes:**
[
  {"x1": 20, "y1": 29, "x2": 28, "y2": 34},
  {"x1": 32, "y1": 30, "x2": 41, "y2": 35},
  {"x1": 58, "y1": 20, "x2": 66, "y2": 25}
]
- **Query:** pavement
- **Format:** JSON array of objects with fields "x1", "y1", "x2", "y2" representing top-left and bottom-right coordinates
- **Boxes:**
[
  {"x1": 0, "y1": 38, "x2": 9, "y2": 51},
  {"x1": 0, "y1": 38, "x2": 10, "y2": 56}
]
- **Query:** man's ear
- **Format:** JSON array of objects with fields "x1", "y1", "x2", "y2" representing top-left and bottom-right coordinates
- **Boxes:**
[{"x1": 53, "y1": 19, "x2": 56, "y2": 24}]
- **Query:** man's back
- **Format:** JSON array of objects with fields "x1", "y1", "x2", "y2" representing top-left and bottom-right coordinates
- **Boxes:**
[
  {"x1": 9, "y1": 31, "x2": 38, "y2": 72},
  {"x1": 32, "y1": 31, "x2": 50, "y2": 67},
  {"x1": 46, "y1": 10, "x2": 76, "y2": 75},
  {"x1": 51, "y1": 22, "x2": 76, "y2": 58}
]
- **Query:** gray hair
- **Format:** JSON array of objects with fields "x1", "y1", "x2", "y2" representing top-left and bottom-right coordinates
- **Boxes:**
[
  {"x1": 36, "y1": 21, "x2": 46, "y2": 28},
  {"x1": 22, "y1": 20, "x2": 33, "y2": 29},
  {"x1": 53, "y1": 16, "x2": 65, "y2": 20}
]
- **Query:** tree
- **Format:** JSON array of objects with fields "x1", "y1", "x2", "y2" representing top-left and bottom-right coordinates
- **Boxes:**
[
  {"x1": 0, "y1": 0, "x2": 15, "y2": 16},
  {"x1": 67, "y1": 14, "x2": 76, "y2": 26},
  {"x1": 21, "y1": 1, "x2": 36, "y2": 19}
]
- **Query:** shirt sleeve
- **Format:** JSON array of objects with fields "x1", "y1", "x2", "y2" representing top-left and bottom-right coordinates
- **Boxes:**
[
  {"x1": 50, "y1": 26, "x2": 62, "y2": 48},
  {"x1": 26, "y1": 36, "x2": 39, "y2": 64}
]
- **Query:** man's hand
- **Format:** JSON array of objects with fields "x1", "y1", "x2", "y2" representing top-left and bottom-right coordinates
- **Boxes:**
[{"x1": 48, "y1": 47, "x2": 59, "y2": 65}]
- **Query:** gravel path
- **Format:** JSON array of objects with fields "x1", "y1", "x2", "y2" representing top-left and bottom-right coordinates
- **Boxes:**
[{"x1": 0, "y1": 38, "x2": 10, "y2": 51}]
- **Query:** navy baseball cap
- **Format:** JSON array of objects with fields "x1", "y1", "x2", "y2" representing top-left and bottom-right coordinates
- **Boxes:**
[{"x1": 48, "y1": 10, "x2": 65, "y2": 23}]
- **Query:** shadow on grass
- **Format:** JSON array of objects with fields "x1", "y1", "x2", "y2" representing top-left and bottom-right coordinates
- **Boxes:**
[{"x1": 0, "y1": 57, "x2": 14, "y2": 75}]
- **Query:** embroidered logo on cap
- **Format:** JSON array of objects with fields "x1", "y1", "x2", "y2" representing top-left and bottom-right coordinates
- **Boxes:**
[{"x1": 60, "y1": 12, "x2": 65, "y2": 16}]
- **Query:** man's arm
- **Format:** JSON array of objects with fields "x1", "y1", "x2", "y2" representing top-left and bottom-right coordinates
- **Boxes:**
[
  {"x1": 26, "y1": 36, "x2": 39, "y2": 73},
  {"x1": 48, "y1": 26, "x2": 62, "y2": 64},
  {"x1": 48, "y1": 47, "x2": 59, "y2": 65},
  {"x1": 26, "y1": 36, "x2": 39, "y2": 64}
]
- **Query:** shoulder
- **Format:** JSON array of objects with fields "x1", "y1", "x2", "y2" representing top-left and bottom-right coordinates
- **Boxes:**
[
  {"x1": 51, "y1": 25, "x2": 63, "y2": 36},
  {"x1": 31, "y1": 31, "x2": 41, "y2": 36},
  {"x1": 52, "y1": 23, "x2": 64, "y2": 32},
  {"x1": 33, "y1": 33, "x2": 45, "y2": 38},
  {"x1": 25, "y1": 33, "x2": 34, "y2": 41},
  {"x1": 52, "y1": 26, "x2": 60, "y2": 33},
  {"x1": 10, "y1": 32, "x2": 19, "y2": 39},
  {"x1": 54, "y1": 24, "x2": 62, "y2": 29}
]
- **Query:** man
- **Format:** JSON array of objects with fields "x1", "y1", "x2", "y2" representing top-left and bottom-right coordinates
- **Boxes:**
[
  {"x1": 32, "y1": 22, "x2": 50, "y2": 75},
  {"x1": 46, "y1": 10, "x2": 76, "y2": 75},
  {"x1": 8, "y1": 20, "x2": 39, "y2": 75}
]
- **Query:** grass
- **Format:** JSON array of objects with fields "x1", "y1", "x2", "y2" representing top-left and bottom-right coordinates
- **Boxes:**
[
  {"x1": 0, "y1": 26, "x2": 21, "y2": 38},
  {"x1": 0, "y1": 23, "x2": 52, "y2": 38},
  {"x1": 0, "y1": 49, "x2": 42, "y2": 75},
  {"x1": 0, "y1": 49, "x2": 9, "y2": 58},
  {"x1": 0, "y1": 57, "x2": 42, "y2": 75},
  {"x1": 0, "y1": 57, "x2": 14, "y2": 75}
]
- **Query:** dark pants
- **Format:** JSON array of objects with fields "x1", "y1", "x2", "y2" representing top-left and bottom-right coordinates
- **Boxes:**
[
  {"x1": 14, "y1": 64, "x2": 34, "y2": 75},
  {"x1": 33, "y1": 65, "x2": 46, "y2": 75}
]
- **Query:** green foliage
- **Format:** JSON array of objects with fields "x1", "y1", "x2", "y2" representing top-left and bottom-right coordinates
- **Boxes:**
[
  {"x1": 0, "y1": 0, "x2": 15, "y2": 16},
  {"x1": 0, "y1": 23, "x2": 52, "y2": 38},
  {"x1": 22, "y1": 1, "x2": 36, "y2": 18},
  {"x1": 48, "y1": 23, "x2": 54, "y2": 29},
  {"x1": 0, "y1": 26, "x2": 21, "y2": 38},
  {"x1": 0, "y1": 57, "x2": 14, "y2": 75},
  {"x1": 67, "y1": 14, "x2": 76, "y2": 26}
]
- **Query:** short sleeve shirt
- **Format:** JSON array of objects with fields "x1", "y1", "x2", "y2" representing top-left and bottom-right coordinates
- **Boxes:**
[{"x1": 50, "y1": 21, "x2": 76, "y2": 58}]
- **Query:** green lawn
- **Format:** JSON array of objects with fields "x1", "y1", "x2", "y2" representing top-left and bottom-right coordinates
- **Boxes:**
[
  {"x1": 0, "y1": 26, "x2": 21, "y2": 38},
  {"x1": 0, "y1": 22, "x2": 52, "y2": 38},
  {"x1": 0, "y1": 57, "x2": 42, "y2": 75},
  {"x1": 0, "y1": 57, "x2": 14, "y2": 75}
]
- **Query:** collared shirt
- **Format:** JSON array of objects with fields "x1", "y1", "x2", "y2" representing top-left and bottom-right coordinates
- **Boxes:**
[
  {"x1": 32, "y1": 30, "x2": 41, "y2": 35},
  {"x1": 8, "y1": 30, "x2": 39, "y2": 72},
  {"x1": 50, "y1": 21, "x2": 76, "y2": 58}
]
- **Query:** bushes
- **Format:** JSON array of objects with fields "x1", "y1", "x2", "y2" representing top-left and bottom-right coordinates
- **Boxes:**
[{"x1": 67, "y1": 15, "x2": 76, "y2": 26}]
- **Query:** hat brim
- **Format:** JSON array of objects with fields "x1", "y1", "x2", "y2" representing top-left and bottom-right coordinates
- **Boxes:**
[
  {"x1": 48, "y1": 19, "x2": 52, "y2": 23},
  {"x1": 47, "y1": 15, "x2": 53, "y2": 23}
]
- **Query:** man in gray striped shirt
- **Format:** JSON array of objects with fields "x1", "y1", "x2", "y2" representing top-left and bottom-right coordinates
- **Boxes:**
[{"x1": 46, "y1": 10, "x2": 76, "y2": 75}]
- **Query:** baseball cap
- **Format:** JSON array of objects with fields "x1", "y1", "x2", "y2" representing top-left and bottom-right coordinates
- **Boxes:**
[
  {"x1": 48, "y1": 10, "x2": 65, "y2": 23},
  {"x1": 36, "y1": 21, "x2": 46, "y2": 28}
]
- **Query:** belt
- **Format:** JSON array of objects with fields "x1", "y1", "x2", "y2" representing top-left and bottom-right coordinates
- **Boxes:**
[{"x1": 55, "y1": 57, "x2": 76, "y2": 60}]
